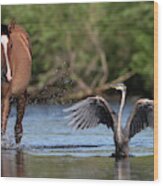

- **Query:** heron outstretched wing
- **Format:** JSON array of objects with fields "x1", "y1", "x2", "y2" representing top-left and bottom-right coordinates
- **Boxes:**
[
  {"x1": 125, "y1": 99, "x2": 154, "y2": 139},
  {"x1": 64, "y1": 96, "x2": 117, "y2": 131}
]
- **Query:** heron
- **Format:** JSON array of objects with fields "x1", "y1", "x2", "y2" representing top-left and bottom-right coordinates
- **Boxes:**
[{"x1": 64, "y1": 83, "x2": 154, "y2": 159}]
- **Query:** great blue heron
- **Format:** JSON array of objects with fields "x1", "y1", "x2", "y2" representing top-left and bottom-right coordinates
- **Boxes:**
[{"x1": 64, "y1": 83, "x2": 154, "y2": 158}]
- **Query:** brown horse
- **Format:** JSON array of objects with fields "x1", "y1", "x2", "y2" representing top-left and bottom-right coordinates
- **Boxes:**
[{"x1": 1, "y1": 23, "x2": 32, "y2": 144}]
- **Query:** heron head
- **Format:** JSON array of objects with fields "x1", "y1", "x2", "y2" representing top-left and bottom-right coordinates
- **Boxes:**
[{"x1": 110, "y1": 83, "x2": 126, "y2": 92}]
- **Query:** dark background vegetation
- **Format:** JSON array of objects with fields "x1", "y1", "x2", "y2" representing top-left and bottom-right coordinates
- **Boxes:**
[{"x1": 2, "y1": 2, "x2": 154, "y2": 103}]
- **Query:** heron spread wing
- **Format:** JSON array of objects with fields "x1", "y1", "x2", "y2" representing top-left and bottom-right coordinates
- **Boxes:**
[
  {"x1": 125, "y1": 99, "x2": 154, "y2": 139},
  {"x1": 64, "y1": 96, "x2": 117, "y2": 131}
]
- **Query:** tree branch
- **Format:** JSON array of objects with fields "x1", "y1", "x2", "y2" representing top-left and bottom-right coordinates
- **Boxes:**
[{"x1": 65, "y1": 71, "x2": 135, "y2": 101}]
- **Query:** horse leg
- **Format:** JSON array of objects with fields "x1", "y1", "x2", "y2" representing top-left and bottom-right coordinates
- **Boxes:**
[
  {"x1": 15, "y1": 91, "x2": 27, "y2": 144},
  {"x1": 1, "y1": 97, "x2": 11, "y2": 136},
  {"x1": 1, "y1": 84, "x2": 11, "y2": 137}
]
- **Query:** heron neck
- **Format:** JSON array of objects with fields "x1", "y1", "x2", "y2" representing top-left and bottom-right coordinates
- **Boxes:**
[{"x1": 117, "y1": 90, "x2": 126, "y2": 133}]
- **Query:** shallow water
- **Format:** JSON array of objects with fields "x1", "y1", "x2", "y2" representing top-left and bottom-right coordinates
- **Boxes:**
[
  {"x1": 1, "y1": 100, "x2": 154, "y2": 180},
  {"x1": 1, "y1": 150, "x2": 154, "y2": 180}
]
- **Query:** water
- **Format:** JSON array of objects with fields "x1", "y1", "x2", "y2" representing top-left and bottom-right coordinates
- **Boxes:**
[
  {"x1": 2, "y1": 100, "x2": 154, "y2": 157},
  {"x1": 1, "y1": 100, "x2": 154, "y2": 180},
  {"x1": 1, "y1": 150, "x2": 154, "y2": 180}
]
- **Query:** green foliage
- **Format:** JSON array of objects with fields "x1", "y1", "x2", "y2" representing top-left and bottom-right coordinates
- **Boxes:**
[{"x1": 1, "y1": 2, "x2": 154, "y2": 97}]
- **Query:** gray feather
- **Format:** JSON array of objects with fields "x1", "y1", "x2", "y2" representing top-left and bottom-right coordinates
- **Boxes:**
[
  {"x1": 64, "y1": 96, "x2": 117, "y2": 131},
  {"x1": 125, "y1": 99, "x2": 154, "y2": 139}
]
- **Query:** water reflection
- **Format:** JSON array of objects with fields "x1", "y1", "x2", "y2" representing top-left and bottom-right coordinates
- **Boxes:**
[
  {"x1": 1, "y1": 102, "x2": 154, "y2": 180},
  {"x1": 1, "y1": 149, "x2": 153, "y2": 180},
  {"x1": 15, "y1": 150, "x2": 25, "y2": 177},
  {"x1": 2, "y1": 149, "x2": 131, "y2": 180},
  {"x1": 114, "y1": 158, "x2": 131, "y2": 180},
  {"x1": 1, "y1": 150, "x2": 24, "y2": 177}
]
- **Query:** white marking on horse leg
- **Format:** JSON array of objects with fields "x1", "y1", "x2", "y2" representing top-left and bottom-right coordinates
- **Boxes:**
[{"x1": 1, "y1": 35, "x2": 12, "y2": 81}]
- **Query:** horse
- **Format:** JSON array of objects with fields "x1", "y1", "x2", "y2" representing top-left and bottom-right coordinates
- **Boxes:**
[{"x1": 1, "y1": 22, "x2": 32, "y2": 144}]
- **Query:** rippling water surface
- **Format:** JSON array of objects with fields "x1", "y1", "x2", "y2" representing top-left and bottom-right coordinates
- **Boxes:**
[
  {"x1": 2, "y1": 100, "x2": 154, "y2": 157},
  {"x1": 1, "y1": 100, "x2": 154, "y2": 180}
]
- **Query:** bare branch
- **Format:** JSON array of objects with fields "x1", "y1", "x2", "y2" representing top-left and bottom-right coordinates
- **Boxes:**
[
  {"x1": 65, "y1": 71, "x2": 135, "y2": 101},
  {"x1": 85, "y1": 56, "x2": 98, "y2": 76}
]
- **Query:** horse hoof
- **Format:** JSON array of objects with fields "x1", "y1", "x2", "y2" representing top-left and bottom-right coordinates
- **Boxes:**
[
  {"x1": 15, "y1": 137, "x2": 22, "y2": 145},
  {"x1": 15, "y1": 133, "x2": 23, "y2": 144}
]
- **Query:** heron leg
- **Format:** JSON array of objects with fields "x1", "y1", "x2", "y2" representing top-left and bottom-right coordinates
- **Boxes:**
[
  {"x1": 114, "y1": 142, "x2": 129, "y2": 160},
  {"x1": 15, "y1": 91, "x2": 27, "y2": 144}
]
